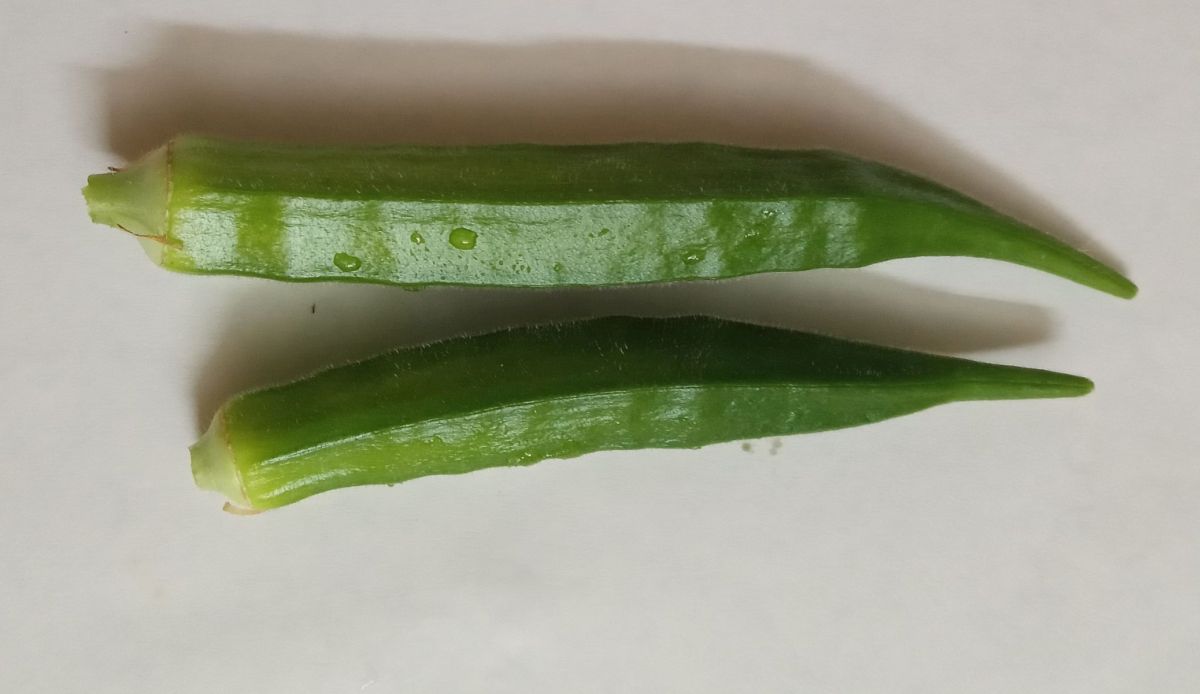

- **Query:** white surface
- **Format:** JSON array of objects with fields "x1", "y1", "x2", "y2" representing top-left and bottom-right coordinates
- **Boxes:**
[{"x1": 2, "y1": 1, "x2": 1198, "y2": 691}]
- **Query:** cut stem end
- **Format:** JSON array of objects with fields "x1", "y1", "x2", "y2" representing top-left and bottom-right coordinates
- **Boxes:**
[
  {"x1": 190, "y1": 411, "x2": 253, "y2": 511},
  {"x1": 83, "y1": 145, "x2": 170, "y2": 248}
]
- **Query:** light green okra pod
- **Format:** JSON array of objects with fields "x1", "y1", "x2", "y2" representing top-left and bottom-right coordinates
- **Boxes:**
[{"x1": 84, "y1": 136, "x2": 1136, "y2": 297}]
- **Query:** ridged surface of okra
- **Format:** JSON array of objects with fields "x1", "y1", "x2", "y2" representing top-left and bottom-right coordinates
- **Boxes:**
[
  {"x1": 191, "y1": 317, "x2": 1094, "y2": 511},
  {"x1": 85, "y1": 136, "x2": 1136, "y2": 297}
]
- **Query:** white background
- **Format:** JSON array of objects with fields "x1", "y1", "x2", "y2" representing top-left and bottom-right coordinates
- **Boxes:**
[{"x1": 2, "y1": 1, "x2": 1197, "y2": 691}]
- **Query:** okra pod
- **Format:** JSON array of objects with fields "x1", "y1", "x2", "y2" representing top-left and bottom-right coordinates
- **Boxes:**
[
  {"x1": 85, "y1": 136, "x2": 1136, "y2": 297},
  {"x1": 191, "y1": 316, "x2": 1093, "y2": 511}
]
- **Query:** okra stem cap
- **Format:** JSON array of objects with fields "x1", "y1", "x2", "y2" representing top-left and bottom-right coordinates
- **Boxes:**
[
  {"x1": 190, "y1": 412, "x2": 252, "y2": 510},
  {"x1": 82, "y1": 145, "x2": 170, "y2": 263}
]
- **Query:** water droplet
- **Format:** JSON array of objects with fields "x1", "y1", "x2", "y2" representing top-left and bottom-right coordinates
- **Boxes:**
[
  {"x1": 448, "y1": 227, "x2": 477, "y2": 250},
  {"x1": 553, "y1": 262, "x2": 564, "y2": 272},
  {"x1": 410, "y1": 231, "x2": 425, "y2": 244},
  {"x1": 682, "y1": 248, "x2": 707, "y2": 265},
  {"x1": 333, "y1": 252, "x2": 362, "y2": 271},
  {"x1": 762, "y1": 208, "x2": 777, "y2": 218}
]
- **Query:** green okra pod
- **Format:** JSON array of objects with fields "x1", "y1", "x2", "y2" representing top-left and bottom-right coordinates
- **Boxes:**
[
  {"x1": 191, "y1": 316, "x2": 1093, "y2": 512},
  {"x1": 84, "y1": 136, "x2": 1135, "y2": 297}
]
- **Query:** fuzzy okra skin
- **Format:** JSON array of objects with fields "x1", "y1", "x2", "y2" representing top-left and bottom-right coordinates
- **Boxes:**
[
  {"x1": 191, "y1": 316, "x2": 1093, "y2": 511},
  {"x1": 84, "y1": 136, "x2": 1136, "y2": 297}
]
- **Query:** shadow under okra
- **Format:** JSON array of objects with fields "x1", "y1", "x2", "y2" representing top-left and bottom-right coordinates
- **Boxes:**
[{"x1": 89, "y1": 26, "x2": 1128, "y2": 272}]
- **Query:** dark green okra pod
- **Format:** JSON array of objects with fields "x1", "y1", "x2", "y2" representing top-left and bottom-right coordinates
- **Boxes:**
[
  {"x1": 191, "y1": 316, "x2": 1093, "y2": 511},
  {"x1": 84, "y1": 136, "x2": 1136, "y2": 297}
]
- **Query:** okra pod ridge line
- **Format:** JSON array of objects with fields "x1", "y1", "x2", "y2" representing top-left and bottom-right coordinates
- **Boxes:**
[
  {"x1": 191, "y1": 316, "x2": 1093, "y2": 512},
  {"x1": 84, "y1": 135, "x2": 1136, "y2": 298}
]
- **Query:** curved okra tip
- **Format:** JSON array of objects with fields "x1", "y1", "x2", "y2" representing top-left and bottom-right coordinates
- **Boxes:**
[
  {"x1": 190, "y1": 316, "x2": 1093, "y2": 512},
  {"x1": 84, "y1": 136, "x2": 1136, "y2": 298}
]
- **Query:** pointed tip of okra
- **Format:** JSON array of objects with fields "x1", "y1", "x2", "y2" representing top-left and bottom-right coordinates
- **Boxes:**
[
  {"x1": 991, "y1": 217, "x2": 1138, "y2": 299},
  {"x1": 190, "y1": 411, "x2": 254, "y2": 511},
  {"x1": 1114, "y1": 278, "x2": 1138, "y2": 299},
  {"x1": 960, "y1": 216, "x2": 1138, "y2": 299},
  {"x1": 1079, "y1": 261, "x2": 1138, "y2": 299},
  {"x1": 1032, "y1": 371, "x2": 1094, "y2": 397},
  {"x1": 960, "y1": 363, "x2": 1094, "y2": 401}
]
